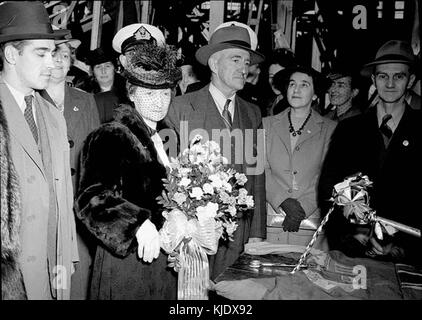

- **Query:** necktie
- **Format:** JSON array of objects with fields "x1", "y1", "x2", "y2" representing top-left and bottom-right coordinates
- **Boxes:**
[
  {"x1": 380, "y1": 114, "x2": 393, "y2": 146},
  {"x1": 222, "y1": 99, "x2": 232, "y2": 129},
  {"x1": 24, "y1": 95, "x2": 38, "y2": 143}
]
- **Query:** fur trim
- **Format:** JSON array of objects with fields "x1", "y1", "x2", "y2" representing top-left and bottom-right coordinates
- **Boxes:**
[
  {"x1": 1, "y1": 101, "x2": 27, "y2": 299},
  {"x1": 76, "y1": 105, "x2": 169, "y2": 257}
]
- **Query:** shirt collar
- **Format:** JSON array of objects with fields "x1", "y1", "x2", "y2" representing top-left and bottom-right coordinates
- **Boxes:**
[
  {"x1": 209, "y1": 83, "x2": 235, "y2": 118},
  {"x1": 3, "y1": 80, "x2": 35, "y2": 114},
  {"x1": 376, "y1": 102, "x2": 405, "y2": 133}
]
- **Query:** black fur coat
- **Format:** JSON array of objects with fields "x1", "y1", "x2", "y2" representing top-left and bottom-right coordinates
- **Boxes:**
[
  {"x1": 1, "y1": 101, "x2": 27, "y2": 299},
  {"x1": 75, "y1": 104, "x2": 171, "y2": 258}
]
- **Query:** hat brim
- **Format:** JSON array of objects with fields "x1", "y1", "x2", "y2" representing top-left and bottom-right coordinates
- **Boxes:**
[
  {"x1": 0, "y1": 29, "x2": 70, "y2": 43},
  {"x1": 56, "y1": 38, "x2": 81, "y2": 49},
  {"x1": 360, "y1": 59, "x2": 415, "y2": 77},
  {"x1": 195, "y1": 42, "x2": 265, "y2": 66}
]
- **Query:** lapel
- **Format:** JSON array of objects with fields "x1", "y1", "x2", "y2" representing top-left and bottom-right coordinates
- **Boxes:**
[
  {"x1": 189, "y1": 85, "x2": 228, "y2": 133},
  {"x1": 383, "y1": 105, "x2": 415, "y2": 156},
  {"x1": 0, "y1": 80, "x2": 45, "y2": 176},
  {"x1": 272, "y1": 110, "x2": 292, "y2": 154},
  {"x1": 63, "y1": 86, "x2": 83, "y2": 128},
  {"x1": 295, "y1": 109, "x2": 324, "y2": 147},
  {"x1": 234, "y1": 95, "x2": 253, "y2": 130}
]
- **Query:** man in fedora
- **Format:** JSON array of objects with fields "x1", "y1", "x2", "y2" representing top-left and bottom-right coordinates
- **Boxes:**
[
  {"x1": 323, "y1": 64, "x2": 364, "y2": 121},
  {"x1": 0, "y1": 1, "x2": 78, "y2": 299},
  {"x1": 165, "y1": 22, "x2": 267, "y2": 280},
  {"x1": 318, "y1": 40, "x2": 422, "y2": 266}
]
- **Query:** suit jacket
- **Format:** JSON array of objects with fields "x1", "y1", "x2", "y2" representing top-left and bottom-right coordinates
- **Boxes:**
[
  {"x1": 319, "y1": 105, "x2": 422, "y2": 265},
  {"x1": 0, "y1": 78, "x2": 78, "y2": 299},
  {"x1": 264, "y1": 108, "x2": 337, "y2": 226},
  {"x1": 63, "y1": 86, "x2": 100, "y2": 193},
  {"x1": 166, "y1": 84, "x2": 266, "y2": 279}
]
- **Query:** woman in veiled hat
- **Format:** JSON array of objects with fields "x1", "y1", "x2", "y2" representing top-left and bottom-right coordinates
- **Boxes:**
[
  {"x1": 264, "y1": 65, "x2": 336, "y2": 249},
  {"x1": 74, "y1": 24, "x2": 181, "y2": 300}
]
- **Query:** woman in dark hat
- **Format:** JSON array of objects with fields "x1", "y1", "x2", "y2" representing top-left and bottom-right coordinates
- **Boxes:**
[
  {"x1": 80, "y1": 47, "x2": 129, "y2": 123},
  {"x1": 264, "y1": 65, "x2": 336, "y2": 249},
  {"x1": 74, "y1": 24, "x2": 181, "y2": 300}
]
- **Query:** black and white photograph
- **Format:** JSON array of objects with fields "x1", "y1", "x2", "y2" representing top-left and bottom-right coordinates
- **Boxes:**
[{"x1": 1, "y1": 0, "x2": 421, "y2": 311}]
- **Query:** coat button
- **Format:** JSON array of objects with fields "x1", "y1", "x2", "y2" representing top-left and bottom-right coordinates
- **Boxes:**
[
  {"x1": 68, "y1": 140, "x2": 74, "y2": 148},
  {"x1": 70, "y1": 168, "x2": 76, "y2": 176},
  {"x1": 288, "y1": 188, "x2": 293, "y2": 193}
]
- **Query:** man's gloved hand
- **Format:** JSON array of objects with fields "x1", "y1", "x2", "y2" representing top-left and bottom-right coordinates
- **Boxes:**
[{"x1": 280, "y1": 198, "x2": 306, "y2": 232}]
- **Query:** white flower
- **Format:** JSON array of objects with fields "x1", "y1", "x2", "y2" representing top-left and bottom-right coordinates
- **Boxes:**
[
  {"x1": 196, "y1": 202, "x2": 218, "y2": 223},
  {"x1": 227, "y1": 205, "x2": 237, "y2": 217},
  {"x1": 223, "y1": 221, "x2": 238, "y2": 237},
  {"x1": 173, "y1": 192, "x2": 187, "y2": 206},
  {"x1": 245, "y1": 196, "x2": 254, "y2": 208},
  {"x1": 179, "y1": 168, "x2": 192, "y2": 177},
  {"x1": 190, "y1": 187, "x2": 204, "y2": 200},
  {"x1": 238, "y1": 188, "x2": 248, "y2": 198},
  {"x1": 179, "y1": 177, "x2": 191, "y2": 187},
  {"x1": 222, "y1": 182, "x2": 232, "y2": 193},
  {"x1": 190, "y1": 134, "x2": 203, "y2": 147},
  {"x1": 209, "y1": 174, "x2": 223, "y2": 189},
  {"x1": 235, "y1": 173, "x2": 248, "y2": 186},
  {"x1": 202, "y1": 183, "x2": 214, "y2": 195}
]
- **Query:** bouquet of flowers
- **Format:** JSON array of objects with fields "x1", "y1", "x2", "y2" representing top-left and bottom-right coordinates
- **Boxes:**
[{"x1": 157, "y1": 134, "x2": 254, "y2": 299}]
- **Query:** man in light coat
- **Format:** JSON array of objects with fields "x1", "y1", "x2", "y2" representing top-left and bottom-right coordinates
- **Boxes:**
[{"x1": 0, "y1": 1, "x2": 78, "y2": 299}]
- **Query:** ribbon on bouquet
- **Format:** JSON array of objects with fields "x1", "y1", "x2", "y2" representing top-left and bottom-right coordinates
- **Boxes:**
[
  {"x1": 159, "y1": 209, "x2": 221, "y2": 300},
  {"x1": 334, "y1": 174, "x2": 421, "y2": 239}
]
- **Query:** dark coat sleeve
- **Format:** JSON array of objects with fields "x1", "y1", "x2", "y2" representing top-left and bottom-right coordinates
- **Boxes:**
[
  {"x1": 75, "y1": 183, "x2": 150, "y2": 258},
  {"x1": 249, "y1": 119, "x2": 266, "y2": 239},
  {"x1": 247, "y1": 104, "x2": 267, "y2": 239},
  {"x1": 75, "y1": 121, "x2": 156, "y2": 258}
]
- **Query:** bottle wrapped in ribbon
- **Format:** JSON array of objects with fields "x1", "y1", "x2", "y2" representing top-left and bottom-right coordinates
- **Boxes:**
[{"x1": 290, "y1": 173, "x2": 421, "y2": 274}]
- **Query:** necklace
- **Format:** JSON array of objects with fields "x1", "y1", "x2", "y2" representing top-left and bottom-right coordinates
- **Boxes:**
[{"x1": 288, "y1": 109, "x2": 312, "y2": 137}]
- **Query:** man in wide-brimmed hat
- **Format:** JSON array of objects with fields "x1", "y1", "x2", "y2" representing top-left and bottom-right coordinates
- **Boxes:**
[
  {"x1": 319, "y1": 40, "x2": 422, "y2": 267},
  {"x1": 0, "y1": 1, "x2": 79, "y2": 299},
  {"x1": 166, "y1": 22, "x2": 267, "y2": 280}
]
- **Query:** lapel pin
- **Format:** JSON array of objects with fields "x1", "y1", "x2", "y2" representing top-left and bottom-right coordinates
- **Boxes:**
[
  {"x1": 73, "y1": 106, "x2": 79, "y2": 112},
  {"x1": 403, "y1": 140, "x2": 409, "y2": 146}
]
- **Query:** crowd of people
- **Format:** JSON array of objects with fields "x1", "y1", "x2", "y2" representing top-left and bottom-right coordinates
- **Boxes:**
[{"x1": 1, "y1": 1, "x2": 421, "y2": 300}]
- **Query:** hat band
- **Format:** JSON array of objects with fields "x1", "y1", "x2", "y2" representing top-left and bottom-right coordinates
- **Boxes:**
[
  {"x1": 0, "y1": 23, "x2": 54, "y2": 37},
  {"x1": 220, "y1": 39, "x2": 251, "y2": 49},
  {"x1": 374, "y1": 53, "x2": 414, "y2": 63}
]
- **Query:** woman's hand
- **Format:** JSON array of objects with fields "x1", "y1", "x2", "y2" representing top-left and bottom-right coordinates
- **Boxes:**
[{"x1": 136, "y1": 219, "x2": 160, "y2": 263}]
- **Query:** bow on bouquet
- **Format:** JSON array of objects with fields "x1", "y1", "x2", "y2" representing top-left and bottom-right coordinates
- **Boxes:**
[
  {"x1": 291, "y1": 173, "x2": 420, "y2": 274},
  {"x1": 157, "y1": 135, "x2": 254, "y2": 300}
]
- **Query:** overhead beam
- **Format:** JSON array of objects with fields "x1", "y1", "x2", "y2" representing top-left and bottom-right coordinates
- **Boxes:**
[{"x1": 90, "y1": 1, "x2": 103, "y2": 50}]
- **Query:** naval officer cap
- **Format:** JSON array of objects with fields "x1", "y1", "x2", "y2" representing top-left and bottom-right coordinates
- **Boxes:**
[{"x1": 112, "y1": 23, "x2": 166, "y2": 54}]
